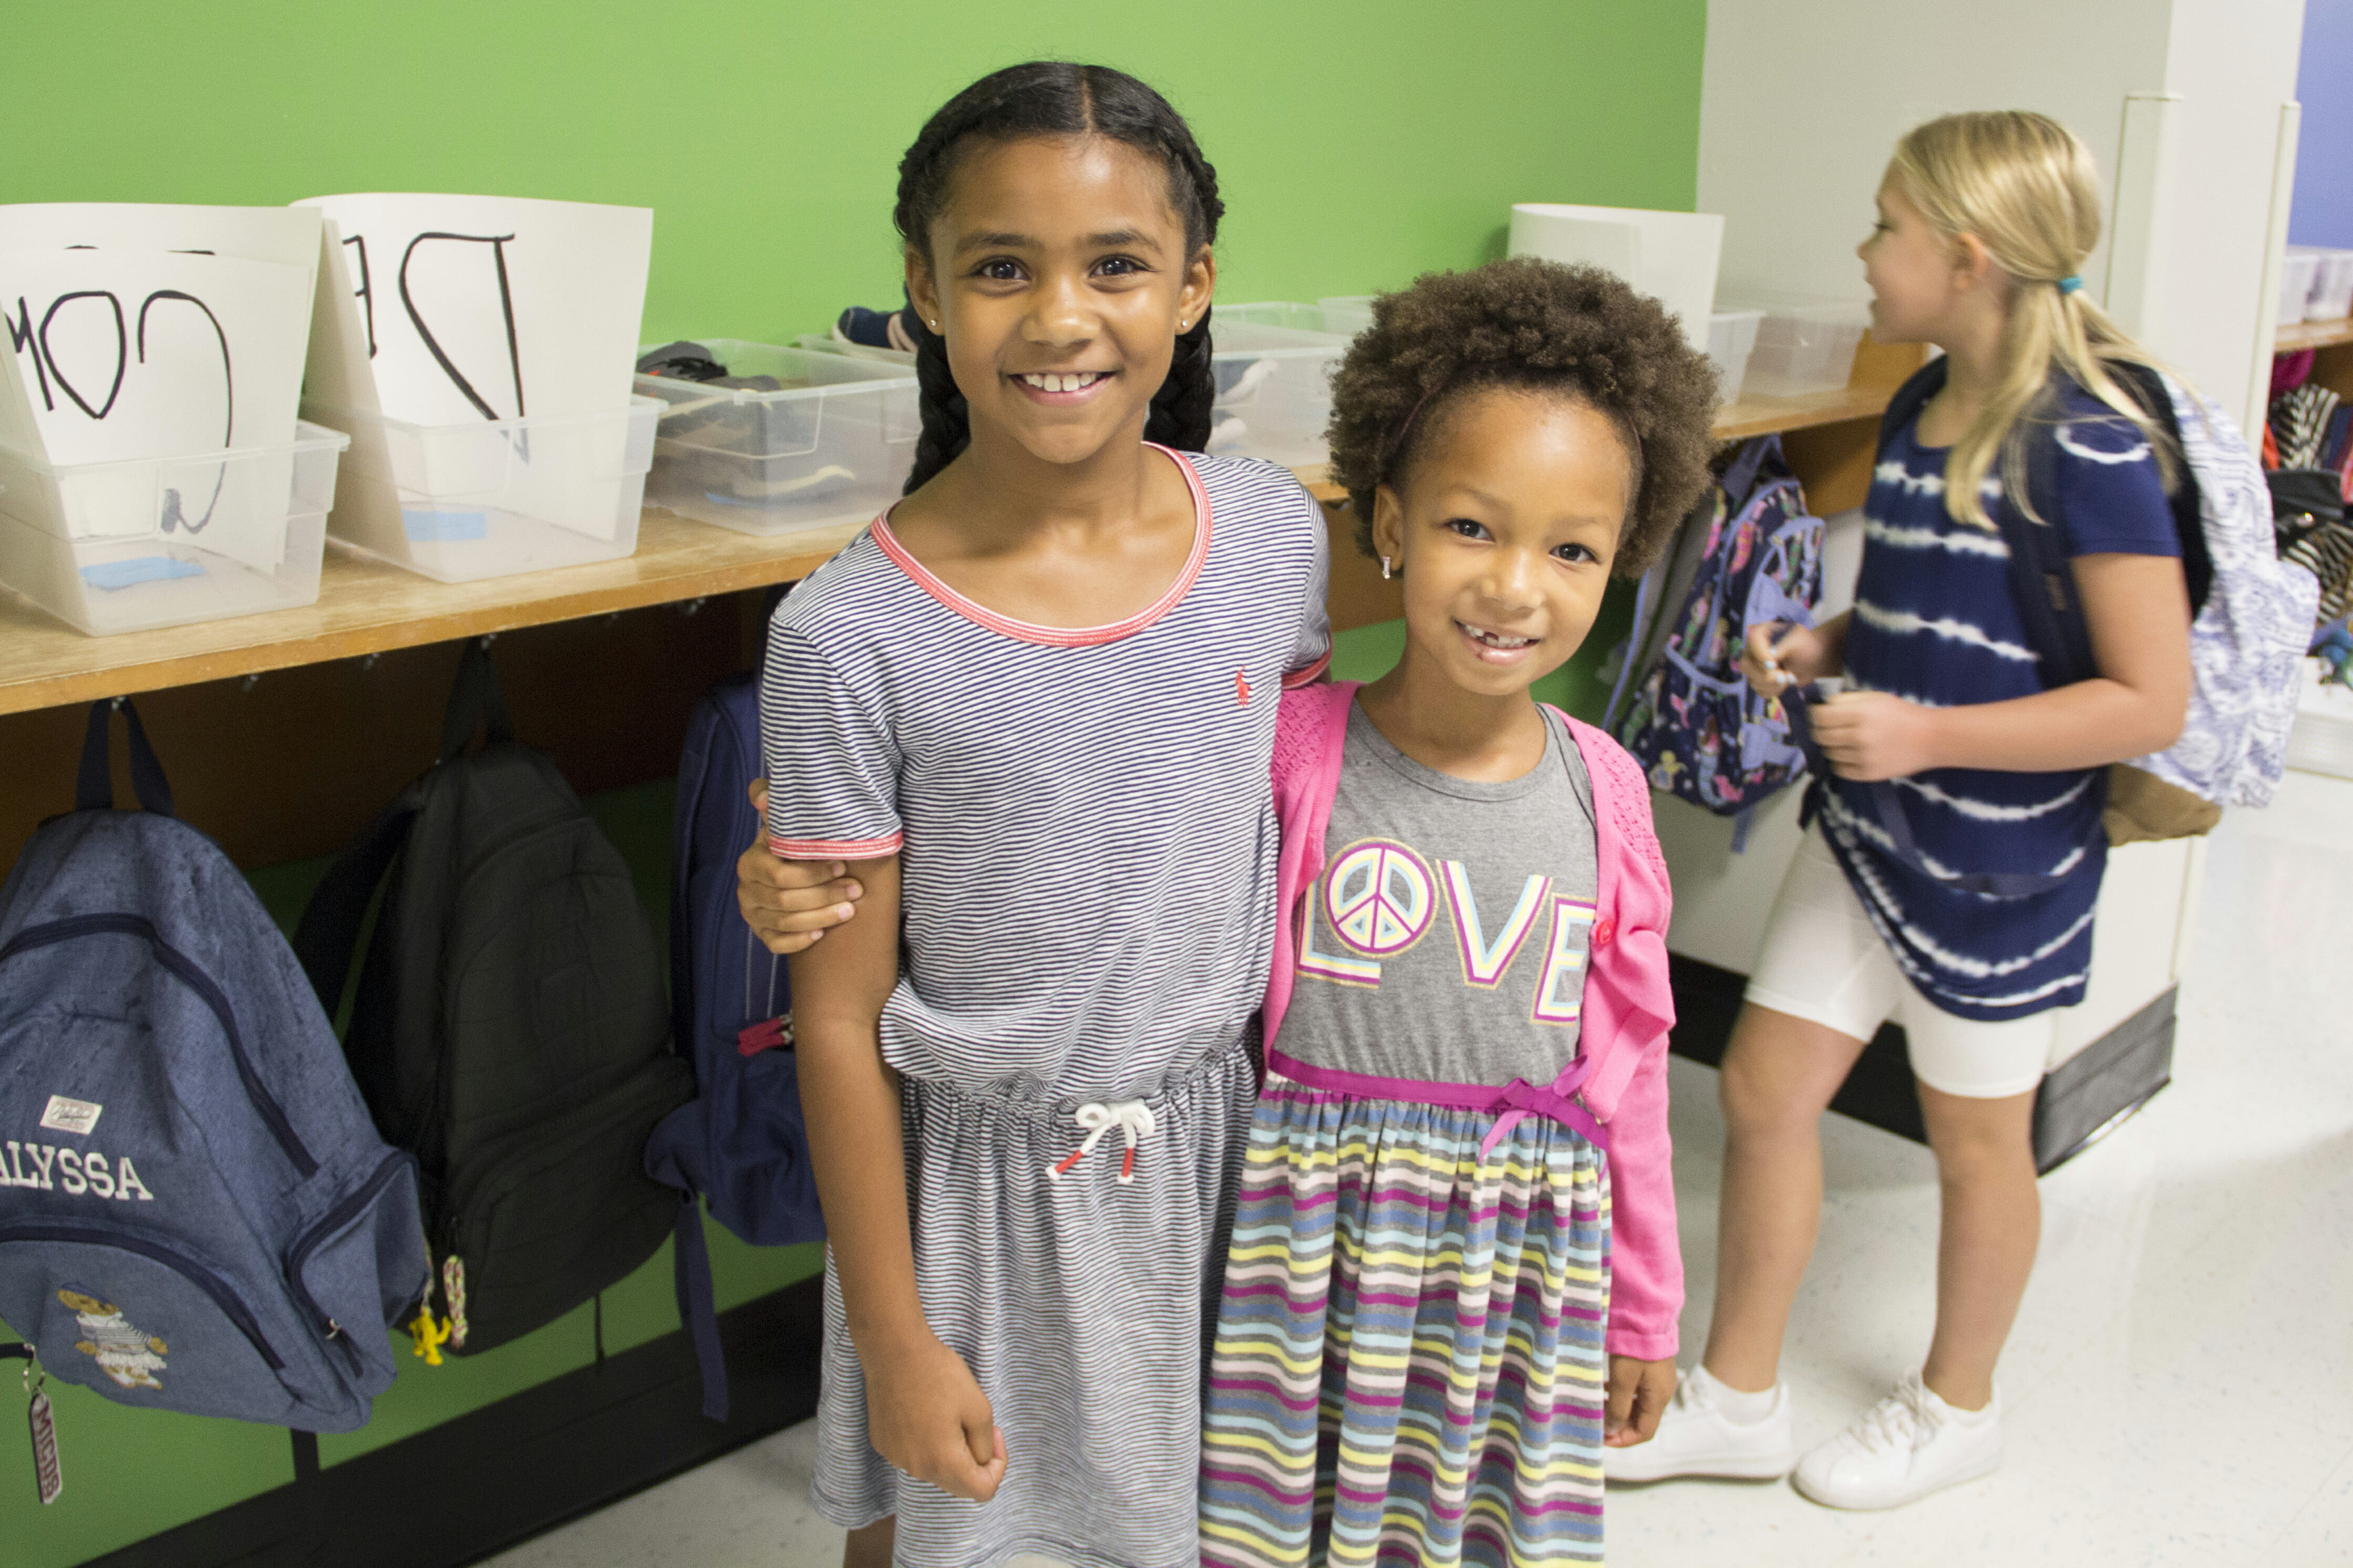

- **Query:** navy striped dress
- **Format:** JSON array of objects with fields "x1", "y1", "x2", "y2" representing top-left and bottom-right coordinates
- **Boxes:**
[
  {"x1": 759, "y1": 448, "x2": 1330, "y2": 1568},
  {"x1": 1824, "y1": 384, "x2": 2178, "y2": 1021}
]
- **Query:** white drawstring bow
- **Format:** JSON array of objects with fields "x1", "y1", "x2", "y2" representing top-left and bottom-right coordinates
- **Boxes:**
[{"x1": 1047, "y1": 1100, "x2": 1157, "y2": 1185}]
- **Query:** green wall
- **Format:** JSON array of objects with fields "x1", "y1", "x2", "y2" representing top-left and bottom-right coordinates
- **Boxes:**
[
  {"x1": 3, "y1": 3, "x2": 1702, "y2": 1562},
  {"x1": 8, "y1": 0, "x2": 1702, "y2": 344}
]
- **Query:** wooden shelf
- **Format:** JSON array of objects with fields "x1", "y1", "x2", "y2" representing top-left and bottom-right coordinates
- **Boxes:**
[
  {"x1": 0, "y1": 508, "x2": 861, "y2": 718},
  {"x1": 0, "y1": 365, "x2": 1917, "y2": 720},
  {"x1": 2278, "y1": 318, "x2": 2353, "y2": 354}
]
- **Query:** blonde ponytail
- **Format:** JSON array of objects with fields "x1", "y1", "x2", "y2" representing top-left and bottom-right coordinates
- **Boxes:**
[{"x1": 1889, "y1": 112, "x2": 2179, "y2": 528}]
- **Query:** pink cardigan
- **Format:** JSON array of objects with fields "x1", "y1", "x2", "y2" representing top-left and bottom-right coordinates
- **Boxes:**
[{"x1": 1262, "y1": 682, "x2": 1683, "y2": 1361}]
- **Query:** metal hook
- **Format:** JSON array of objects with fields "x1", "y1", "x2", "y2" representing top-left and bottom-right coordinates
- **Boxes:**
[
  {"x1": 108, "y1": 695, "x2": 126, "y2": 713},
  {"x1": 241, "y1": 674, "x2": 261, "y2": 693},
  {"x1": 478, "y1": 634, "x2": 498, "y2": 650},
  {"x1": 360, "y1": 652, "x2": 380, "y2": 672},
  {"x1": 677, "y1": 597, "x2": 707, "y2": 618}
]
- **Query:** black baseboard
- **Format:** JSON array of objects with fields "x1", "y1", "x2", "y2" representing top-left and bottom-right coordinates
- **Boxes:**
[
  {"x1": 1666, "y1": 954, "x2": 2172, "y2": 1174},
  {"x1": 83, "y1": 1278, "x2": 825, "y2": 1568}
]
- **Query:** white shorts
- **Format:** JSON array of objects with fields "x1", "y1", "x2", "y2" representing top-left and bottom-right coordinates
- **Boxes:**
[{"x1": 1742, "y1": 825, "x2": 2054, "y2": 1099}]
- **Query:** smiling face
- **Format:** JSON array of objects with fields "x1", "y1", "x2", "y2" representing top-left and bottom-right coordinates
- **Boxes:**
[
  {"x1": 1371, "y1": 386, "x2": 1632, "y2": 702},
  {"x1": 905, "y1": 134, "x2": 1213, "y2": 470},
  {"x1": 1859, "y1": 175, "x2": 1972, "y2": 343}
]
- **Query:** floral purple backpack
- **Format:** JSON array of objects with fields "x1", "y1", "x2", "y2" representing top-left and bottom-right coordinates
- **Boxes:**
[{"x1": 1606, "y1": 435, "x2": 1823, "y2": 836}]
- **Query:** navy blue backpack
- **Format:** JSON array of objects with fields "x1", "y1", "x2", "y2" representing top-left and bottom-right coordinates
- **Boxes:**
[
  {"x1": 646, "y1": 671, "x2": 825, "y2": 1419},
  {"x1": 0, "y1": 702, "x2": 430, "y2": 1431}
]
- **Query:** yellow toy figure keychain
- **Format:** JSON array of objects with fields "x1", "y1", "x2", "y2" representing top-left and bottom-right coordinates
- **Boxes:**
[{"x1": 408, "y1": 1304, "x2": 452, "y2": 1366}]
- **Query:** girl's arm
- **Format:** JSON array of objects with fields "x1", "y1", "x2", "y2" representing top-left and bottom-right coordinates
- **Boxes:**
[
  {"x1": 787, "y1": 855, "x2": 1007, "y2": 1501},
  {"x1": 1807, "y1": 553, "x2": 2189, "y2": 780}
]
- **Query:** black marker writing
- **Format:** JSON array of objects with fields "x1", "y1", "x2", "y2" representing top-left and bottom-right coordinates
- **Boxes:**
[
  {"x1": 38, "y1": 291, "x2": 127, "y2": 421},
  {"x1": 6, "y1": 296, "x2": 53, "y2": 411},
  {"x1": 343, "y1": 234, "x2": 375, "y2": 359},
  {"x1": 137, "y1": 290, "x2": 232, "y2": 448},
  {"x1": 398, "y1": 231, "x2": 523, "y2": 421}
]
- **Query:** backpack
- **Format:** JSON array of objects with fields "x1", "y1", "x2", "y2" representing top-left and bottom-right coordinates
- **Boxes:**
[
  {"x1": 293, "y1": 643, "x2": 693, "y2": 1358},
  {"x1": 0, "y1": 702, "x2": 429, "y2": 1429},
  {"x1": 1608, "y1": 435, "x2": 1824, "y2": 836},
  {"x1": 644, "y1": 671, "x2": 825, "y2": 1421},
  {"x1": 1861, "y1": 358, "x2": 2319, "y2": 853}
]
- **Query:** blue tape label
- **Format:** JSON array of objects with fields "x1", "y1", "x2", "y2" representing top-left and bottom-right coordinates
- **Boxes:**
[
  {"x1": 79, "y1": 557, "x2": 206, "y2": 591},
  {"x1": 401, "y1": 508, "x2": 488, "y2": 542}
]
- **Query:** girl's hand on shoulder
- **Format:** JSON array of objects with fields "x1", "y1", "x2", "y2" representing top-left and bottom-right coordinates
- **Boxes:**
[
  {"x1": 862, "y1": 1329, "x2": 1009, "y2": 1501},
  {"x1": 1740, "y1": 621, "x2": 1829, "y2": 697},
  {"x1": 737, "y1": 780, "x2": 864, "y2": 954},
  {"x1": 1808, "y1": 691, "x2": 1942, "y2": 782},
  {"x1": 1604, "y1": 1355, "x2": 1677, "y2": 1447}
]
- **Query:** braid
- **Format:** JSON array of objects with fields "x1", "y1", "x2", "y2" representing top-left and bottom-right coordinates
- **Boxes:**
[
  {"x1": 902, "y1": 313, "x2": 969, "y2": 494},
  {"x1": 892, "y1": 63, "x2": 1225, "y2": 481},
  {"x1": 1145, "y1": 309, "x2": 1216, "y2": 451}
]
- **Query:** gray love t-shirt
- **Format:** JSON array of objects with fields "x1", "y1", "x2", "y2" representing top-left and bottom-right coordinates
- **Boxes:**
[{"x1": 1278, "y1": 700, "x2": 1598, "y2": 1088}]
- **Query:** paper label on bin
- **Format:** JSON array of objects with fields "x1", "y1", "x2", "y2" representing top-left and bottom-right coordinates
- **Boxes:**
[{"x1": 293, "y1": 194, "x2": 651, "y2": 427}]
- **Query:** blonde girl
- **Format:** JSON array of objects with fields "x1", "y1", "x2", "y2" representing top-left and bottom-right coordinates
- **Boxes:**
[{"x1": 1607, "y1": 111, "x2": 2193, "y2": 1509}]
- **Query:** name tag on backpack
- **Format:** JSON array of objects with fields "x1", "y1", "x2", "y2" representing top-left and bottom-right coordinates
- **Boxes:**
[{"x1": 38, "y1": 1098, "x2": 100, "y2": 1138}]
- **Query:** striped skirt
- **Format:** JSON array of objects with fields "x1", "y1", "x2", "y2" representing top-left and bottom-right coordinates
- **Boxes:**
[{"x1": 1200, "y1": 1083, "x2": 1610, "y2": 1567}]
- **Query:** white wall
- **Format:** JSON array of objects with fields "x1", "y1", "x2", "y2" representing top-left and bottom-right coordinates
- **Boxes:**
[{"x1": 1696, "y1": 0, "x2": 2303, "y2": 417}]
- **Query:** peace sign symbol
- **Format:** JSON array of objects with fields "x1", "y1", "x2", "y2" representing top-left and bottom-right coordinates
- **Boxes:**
[{"x1": 1324, "y1": 839, "x2": 1437, "y2": 957}]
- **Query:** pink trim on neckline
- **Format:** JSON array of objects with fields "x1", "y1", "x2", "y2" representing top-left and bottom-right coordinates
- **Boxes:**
[{"x1": 868, "y1": 444, "x2": 1213, "y2": 648}]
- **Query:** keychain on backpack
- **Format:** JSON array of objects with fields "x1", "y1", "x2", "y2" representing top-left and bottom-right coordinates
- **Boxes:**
[{"x1": 9, "y1": 1345, "x2": 62, "y2": 1506}]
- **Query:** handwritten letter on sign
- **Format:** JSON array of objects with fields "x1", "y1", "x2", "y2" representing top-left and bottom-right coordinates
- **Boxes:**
[{"x1": 296, "y1": 194, "x2": 652, "y2": 425}]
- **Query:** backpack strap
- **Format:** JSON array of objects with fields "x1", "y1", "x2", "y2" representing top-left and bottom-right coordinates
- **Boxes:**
[
  {"x1": 77, "y1": 698, "x2": 174, "y2": 817},
  {"x1": 439, "y1": 640, "x2": 516, "y2": 764},
  {"x1": 670, "y1": 1195, "x2": 729, "y2": 1421},
  {"x1": 291, "y1": 790, "x2": 421, "y2": 1020}
]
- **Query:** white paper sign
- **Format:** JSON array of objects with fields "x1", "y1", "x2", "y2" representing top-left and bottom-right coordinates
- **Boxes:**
[
  {"x1": 294, "y1": 194, "x2": 652, "y2": 425},
  {"x1": 0, "y1": 203, "x2": 321, "y2": 461},
  {"x1": 0, "y1": 204, "x2": 320, "y2": 281},
  {"x1": 0, "y1": 248, "x2": 312, "y2": 468}
]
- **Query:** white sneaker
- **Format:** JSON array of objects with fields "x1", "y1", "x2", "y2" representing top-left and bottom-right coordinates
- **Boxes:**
[
  {"x1": 1793, "y1": 1370, "x2": 2002, "y2": 1510},
  {"x1": 1603, "y1": 1363, "x2": 1794, "y2": 1482}
]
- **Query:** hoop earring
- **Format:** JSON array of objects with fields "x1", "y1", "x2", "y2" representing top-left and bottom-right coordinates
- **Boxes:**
[{"x1": 1379, "y1": 556, "x2": 1395, "y2": 580}]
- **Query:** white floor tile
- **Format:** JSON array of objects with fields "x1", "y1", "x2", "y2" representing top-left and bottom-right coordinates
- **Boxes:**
[{"x1": 491, "y1": 773, "x2": 2353, "y2": 1565}]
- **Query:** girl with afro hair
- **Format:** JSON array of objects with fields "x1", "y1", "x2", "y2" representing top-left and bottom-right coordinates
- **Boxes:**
[{"x1": 1199, "y1": 255, "x2": 1716, "y2": 1567}]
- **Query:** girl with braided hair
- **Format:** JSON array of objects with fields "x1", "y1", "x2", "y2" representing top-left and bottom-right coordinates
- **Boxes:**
[{"x1": 744, "y1": 63, "x2": 1330, "y2": 1568}]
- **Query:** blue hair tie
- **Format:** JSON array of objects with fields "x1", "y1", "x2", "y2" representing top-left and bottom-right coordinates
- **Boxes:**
[{"x1": 2057, "y1": 275, "x2": 2084, "y2": 295}]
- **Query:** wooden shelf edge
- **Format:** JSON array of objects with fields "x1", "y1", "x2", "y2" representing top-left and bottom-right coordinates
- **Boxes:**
[
  {"x1": 0, "y1": 510, "x2": 859, "y2": 716},
  {"x1": 2278, "y1": 318, "x2": 2353, "y2": 354}
]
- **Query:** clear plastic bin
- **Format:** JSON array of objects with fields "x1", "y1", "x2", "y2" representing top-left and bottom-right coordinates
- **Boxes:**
[
  {"x1": 1708, "y1": 308, "x2": 1765, "y2": 402},
  {"x1": 0, "y1": 423, "x2": 347, "y2": 636},
  {"x1": 1720, "y1": 295, "x2": 1871, "y2": 398},
  {"x1": 302, "y1": 398, "x2": 659, "y2": 583},
  {"x1": 799, "y1": 316, "x2": 1348, "y2": 468},
  {"x1": 2289, "y1": 245, "x2": 2353, "y2": 321},
  {"x1": 1316, "y1": 296, "x2": 1377, "y2": 338},
  {"x1": 1221, "y1": 302, "x2": 1353, "y2": 338},
  {"x1": 2288, "y1": 661, "x2": 2353, "y2": 780},
  {"x1": 2281, "y1": 249, "x2": 2324, "y2": 324},
  {"x1": 795, "y1": 334, "x2": 916, "y2": 369},
  {"x1": 637, "y1": 341, "x2": 919, "y2": 539},
  {"x1": 1208, "y1": 318, "x2": 1347, "y2": 468}
]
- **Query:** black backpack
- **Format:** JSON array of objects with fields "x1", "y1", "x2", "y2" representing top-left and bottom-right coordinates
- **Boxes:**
[{"x1": 293, "y1": 643, "x2": 692, "y2": 1356}]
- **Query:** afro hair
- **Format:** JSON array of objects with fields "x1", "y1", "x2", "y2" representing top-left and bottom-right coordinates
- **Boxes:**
[{"x1": 1323, "y1": 256, "x2": 1719, "y2": 577}]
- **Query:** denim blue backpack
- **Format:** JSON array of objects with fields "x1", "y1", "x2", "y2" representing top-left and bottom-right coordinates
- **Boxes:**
[
  {"x1": 1608, "y1": 437, "x2": 1824, "y2": 833},
  {"x1": 0, "y1": 703, "x2": 429, "y2": 1431},
  {"x1": 645, "y1": 671, "x2": 825, "y2": 1420}
]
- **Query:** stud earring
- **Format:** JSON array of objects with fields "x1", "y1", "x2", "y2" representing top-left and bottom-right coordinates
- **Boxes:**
[{"x1": 1379, "y1": 556, "x2": 1395, "y2": 580}]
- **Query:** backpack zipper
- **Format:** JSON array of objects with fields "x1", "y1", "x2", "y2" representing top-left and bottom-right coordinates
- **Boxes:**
[
  {"x1": 282, "y1": 1149, "x2": 416, "y2": 1366},
  {"x1": 0, "y1": 914, "x2": 319, "y2": 1179},
  {"x1": 0, "y1": 1220, "x2": 285, "y2": 1372}
]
